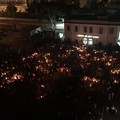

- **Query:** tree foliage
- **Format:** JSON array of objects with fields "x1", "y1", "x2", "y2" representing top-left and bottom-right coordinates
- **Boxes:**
[
  {"x1": 6, "y1": 3, "x2": 17, "y2": 13},
  {"x1": 27, "y1": 2, "x2": 70, "y2": 30}
]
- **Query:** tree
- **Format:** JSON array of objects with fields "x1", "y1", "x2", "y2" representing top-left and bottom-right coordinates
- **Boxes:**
[
  {"x1": 5, "y1": 3, "x2": 17, "y2": 30},
  {"x1": 27, "y1": 2, "x2": 70, "y2": 31},
  {"x1": 26, "y1": 0, "x2": 37, "y2": 14},
  {"x1": 6, "y1": 3, "x2": 17, "y2": 13},
  {"x1": 40, "y1": 3, "x2": 70, "y2": 30}
]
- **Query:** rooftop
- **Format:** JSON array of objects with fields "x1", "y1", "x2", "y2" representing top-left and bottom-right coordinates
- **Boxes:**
[{"x1": 65, "y1": 14, "x2": 120, "y2": 22}]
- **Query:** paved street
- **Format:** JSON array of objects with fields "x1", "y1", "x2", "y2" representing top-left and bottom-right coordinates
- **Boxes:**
[{"x1": 0, "y1": 29, "x2": 34, "y2": 51}]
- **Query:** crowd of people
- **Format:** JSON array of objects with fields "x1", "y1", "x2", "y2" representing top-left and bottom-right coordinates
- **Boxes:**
[{"x1": 0, "y1": 43, "x2": 120, "y2": 119}]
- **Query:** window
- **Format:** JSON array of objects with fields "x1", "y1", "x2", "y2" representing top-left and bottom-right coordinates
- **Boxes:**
[
  {"x1": 88, "y1": 39, "x2": 93, "y2": 45},
  {"x1": 118, "y1": 40, "x2": 120, "y2": 46},
  {"x1": 99, "y1": 27, "x2": 103, "y2": 34},
  {"x1": 67, "y1": 25, "x2": 70, "y2": 31},
  {"x1": 84, "y1": 27, "x2": 87, "y2": 33},
  {"x1": 109, "y1": 28, "x2": 114, "y2": 34},
  {"x1": 75, "y1": 26, "x2": 78, "y2": 32},
  {"x1": 118, "y1": 32, "x2": 120, "y2": 46},
  {"x1": 83, "y1": 38, "x2": 87, "y2": 45},
  {"x1": 83, "y1": 38, "x2": 93, "y2": 45},
  {"x1": 89, "y1": 27, "x2": 93, "y2": 33}
]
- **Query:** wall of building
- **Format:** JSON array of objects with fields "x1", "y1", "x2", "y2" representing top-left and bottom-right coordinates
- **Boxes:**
[
  {"x1": 107, "y1": 25, "x2": 119, "y2": 45},
  {"x1": 64, "y1": 22, "x2": 119, "y2": 46},
  {"x1": 0, "y1": 0, "x2": 27, "y2": 12},
  {"x1": 0, "y1": 4, "x2": 27, "y2": 12},
  {"x1": 0, "y1": 5, "x2": 7, "y2": 12},
  {"x1": 16, "y1": 4, "x2": 27, "y2": 12}
]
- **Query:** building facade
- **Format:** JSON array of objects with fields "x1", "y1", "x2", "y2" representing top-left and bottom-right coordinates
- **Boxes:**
[
  {"x1": 64, "y1": 15, "x2": 120, "y2": 46},
  {"x1": 0, "y1": 0, "x2": 88, "y2": 11},
  {"x1": 0, "y1": 0, "x2": 27, "y2": 12}
]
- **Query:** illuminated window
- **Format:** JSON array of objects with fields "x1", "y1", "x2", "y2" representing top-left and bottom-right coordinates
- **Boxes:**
[
  {"x1": 83, "y1": 38, "x2": 87, "y2": 45},
  {"x1": 118, "y1": 32, "x2": 120, "y2": 40},
  {"x1": 84, "y1": 27, "x2": 87, "y2": 33},
  {"x1": 118, "y1": 41, "x2": 120, "y2": 46},
  {"x1": 99, "y1": 27, "x2": 103, "y2": 34},
  {"x1": 75, "y1": 26, "x2": 78, "y2": 32},
  {"x1": 67, "y1": 25, "x2": 70, "y2": 31},
  {"x1": 109, "y1": 28, "x2": 114, "y2": 34},
  {"x1": 83, "y1": 38, "x2": 93, "y2": 45},
  {"x1": 118, "y1": 32, "x2": 120, "y2": 46},
  {"x1": 88, "y1": 39, "x2": 93, "y2": 45},
  {"x1": 89, "y1": 27, "x2": 93, "y2": 33}
]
